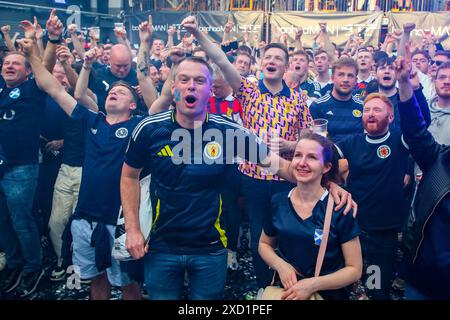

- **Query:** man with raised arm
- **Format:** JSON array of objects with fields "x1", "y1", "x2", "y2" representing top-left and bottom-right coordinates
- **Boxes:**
[
  {"x1": 18, "y1": 27, "x2": 156, "y2": 299},
  {"x1": 0, "y1": 9, "x2": 66, "y2": 298}
]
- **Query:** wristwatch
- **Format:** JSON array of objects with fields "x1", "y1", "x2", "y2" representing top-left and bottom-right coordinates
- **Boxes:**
[{"x1": 48, "y1": 36, "x2": 62, "y2": 44}]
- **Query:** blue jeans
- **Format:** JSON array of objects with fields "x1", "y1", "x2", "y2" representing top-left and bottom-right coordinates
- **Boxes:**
[
  {"x1": 360, "y1": 230, "x2": 398, "y2": 300},
  {"x1": 144, "y1": 250, "x2": 227, "y2": 300},
  {"x1": 0, "y1": 164, "x2": 42, "y2": 273},
  {"x1": 240, "y1": 174, "x2": 295, "y2": 288}
]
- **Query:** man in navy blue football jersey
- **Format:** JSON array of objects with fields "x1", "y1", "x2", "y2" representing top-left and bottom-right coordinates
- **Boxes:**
[
  {"x1": 335, "y1": 92, "x2": 411, "y2": 300},
  {"x1": 0, "y1": 10, "x2": 67, "y2": 297},
  {"x1": 310, "y1": 57, "x2": 364, "y2": 144},
  {"x1": 20, "y1": 32, "x2": 153, "y2": 299},
  {"x1": 289, "y1": 50, "x2": 321, "y2": 105}
]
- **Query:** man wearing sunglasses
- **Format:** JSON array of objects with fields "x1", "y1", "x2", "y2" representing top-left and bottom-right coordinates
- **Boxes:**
[
  {"x1": 428, "y1": 62, "x2": 450, "y2": 146},
  {"x1": 428, "y1": 51, "x2": 449, "y2": 80}
]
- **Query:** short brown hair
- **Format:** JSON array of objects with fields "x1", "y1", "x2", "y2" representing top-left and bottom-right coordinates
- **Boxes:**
[
  {"x1": 411, "y1": 50, "x2": 430, "y2": 61},
  {"x1": 108, "y1": 80, "x2": 140, "y2": 105},
  {"x1": 332, "y1": 57, "x2": 358, "y2": 75},
  {"x1": 176, "y1": 56, "x2": 213, "y2": 81},
  {"x1": 292, "y1": 50, "x2": 310, "y2": 63},
  {"x1": 313, "y1": 49, "x2": 329, "y2": 59},
  {"x1": 236, "y1": 50, "x2": 252, "y2": 63},
  {"x1": 4, "y1": 51, "x2": 30, "y2": 69},
  {"x1": 264, "y1": 43, "x2": 289, "y2": 64},
  {"x1": 364, "y1": 92, "x2": 393, "y2": 112},
  {"x1": 436, "y1": 61, "x2": 450, "y2": 79}
]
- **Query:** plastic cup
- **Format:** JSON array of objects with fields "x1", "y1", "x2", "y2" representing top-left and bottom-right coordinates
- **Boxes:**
[
  {"x1": 91, "y1": 27, "x2": 100, "y2": 39},
  {"x1": 312, "y1": 119, "x2": 328, "y2": 137}
]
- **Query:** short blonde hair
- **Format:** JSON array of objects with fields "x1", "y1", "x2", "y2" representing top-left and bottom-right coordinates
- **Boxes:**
[{"x1": 364, "y1": 93, "x2": 393, "y2": 112}]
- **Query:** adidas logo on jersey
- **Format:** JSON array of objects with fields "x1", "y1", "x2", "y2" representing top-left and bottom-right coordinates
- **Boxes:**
[
  {"x1": 157, "y1": 145, "x2": 173, "y2": 157},
  {"x1": 326, "y1": 110, "x2": 334, "y2": 116}
]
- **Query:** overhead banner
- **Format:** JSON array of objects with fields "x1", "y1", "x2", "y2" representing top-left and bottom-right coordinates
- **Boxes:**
[
  {"x1": 388, "y1": 12, "x2": 450, "y2": 49},
  {"x1": 128, "y1": 11, "x2": 191, "y2": 46},
  {"x1": 196, "y1": 11, "x2": 265, "y2": 43},
  {"x1": 128, "y1": 11, "x2": 264, "y2": 46},
  {"x1": 271, "y1": 12, "x2": 383, "y2": 48}
]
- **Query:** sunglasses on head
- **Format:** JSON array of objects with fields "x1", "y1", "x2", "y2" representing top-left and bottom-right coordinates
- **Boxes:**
[{"x1": 429, "y1": 60, "x2": 444, "y2": 66}]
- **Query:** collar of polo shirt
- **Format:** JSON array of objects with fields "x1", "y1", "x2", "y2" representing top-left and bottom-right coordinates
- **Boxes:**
[{"x1": 258, "y1": 80, "x2": 291, "y2": 97}]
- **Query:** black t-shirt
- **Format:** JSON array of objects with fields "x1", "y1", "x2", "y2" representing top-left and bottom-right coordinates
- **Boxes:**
[
  {"x1": 62, "y1": 114, "x2": 85, "y2": 167},
  {"x1": 336, "y1": 131, "x2": 410, "y2": 231},
  {"x1": 265, "y1": 190, "x2": 360, "y2": 284},
  {"x1": 0, "y1": 77, "x2": 47, "y2": 165},
  {"x1": 41, "y1": 96, "x2": 66, "y2": 141},
  {"x1": 71, "y1": 104, "x2": 143, "y2": 225},
  {"x1": 40, "y1": 96, "x2": 67, "y2": 162},
  {"x1": 125, "y1": 110, "x2": 269, "y2": 254},
  {"x1": 42, "y1": 96, "x2": 85, "y2": 167}
]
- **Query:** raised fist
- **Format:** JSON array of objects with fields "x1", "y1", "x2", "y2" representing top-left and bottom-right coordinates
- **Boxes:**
[{"x1": 181, "y1": 16, "x2": 198, "y2": 34}]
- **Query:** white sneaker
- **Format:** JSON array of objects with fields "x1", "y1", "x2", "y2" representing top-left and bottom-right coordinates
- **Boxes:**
[
  {"x1": 227, "y1": 250, "x2": 239, "y2": 270},
  {"x1": 0, "y1": 252, "x2": 5, "y2": 272}
]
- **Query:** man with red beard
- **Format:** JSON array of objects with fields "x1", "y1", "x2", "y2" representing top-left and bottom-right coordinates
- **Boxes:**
[{"x1": 335, "y1": 93, "x2": 411, "y2": 299}]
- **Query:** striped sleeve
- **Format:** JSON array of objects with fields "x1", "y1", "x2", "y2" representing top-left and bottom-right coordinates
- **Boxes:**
[{"x1": 125, "y1": 112, "x2": 171, "y2": 169}]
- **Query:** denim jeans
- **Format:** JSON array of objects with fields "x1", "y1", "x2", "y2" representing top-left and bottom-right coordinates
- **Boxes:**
[
  {"x1": 144, "y1": 250, "x2": 227, "y2": 300},
  {"x1": 0, "y1": 164, "x2": 42, "y2": 273},
  {"x1": 240, "y1": 173, "x2": 295, "y2": 288},
  {"x1": 360, "y1": 229, "x2": 398, "y2": 300}
]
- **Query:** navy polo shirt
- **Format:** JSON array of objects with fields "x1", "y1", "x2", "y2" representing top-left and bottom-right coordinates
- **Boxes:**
[
  {"x1": 336, "y1": 131, "x2": 410, "y2": 231},
  {"x1": 310, "y1": 93, "x2": 364, "y2": 144},
  {"x1": 264, "y1": 190, "x2": 360, "y2": 278},
  {"x1": 71, "y1": 104, "x2": 143, "y2": 225},
  {"x1": 258, "y1": 79, "x2": 291, "y2": 97},
  {"x1": 0, "y1": 77, "x2": 47, "y2": 165},
  {"x1": 125, "y1": 110, "x2": 269, "y2": 254}
]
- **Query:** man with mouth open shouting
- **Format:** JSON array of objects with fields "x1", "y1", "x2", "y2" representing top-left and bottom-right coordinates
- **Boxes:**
[{"x1": 180, "y1": 16, "x2": 314, "y2": 289}]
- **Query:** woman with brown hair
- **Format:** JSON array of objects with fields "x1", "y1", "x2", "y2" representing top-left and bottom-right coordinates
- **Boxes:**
[{"x1": 259, "y1": 132, "x2": 362, "y2": 300}]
